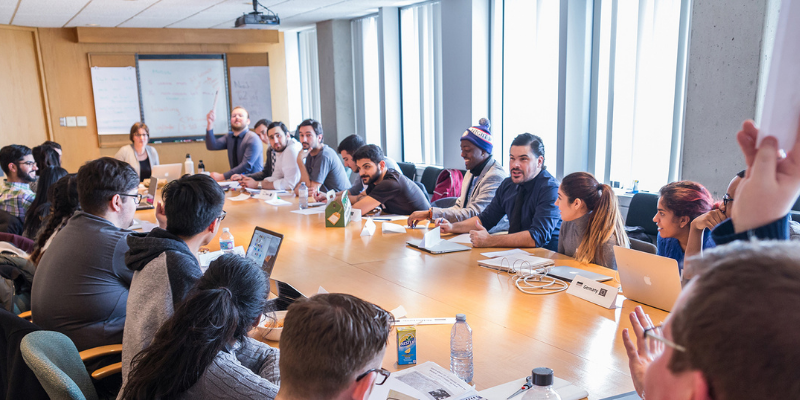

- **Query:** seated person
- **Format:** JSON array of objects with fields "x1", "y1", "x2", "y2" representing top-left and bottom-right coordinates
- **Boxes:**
[
  {"x1": 0, "y1": 145, "x2": 37, "y2": 221},
  {"x1": 653, "y1": 181, "x2": 713, "y2": 274},
  {"x1": 22, "y1": 166, "x2": 68, "y2": 239},
  {"x1": 275, "y1": 293, "x2": 393, "y2": 400},
  {"x1": 438, "y1": 133, "x2": 561, "y2": 250},
  {"x1": 233, "y1": 121, "x2": 302, "y2": 190},
  {"x1": 30, "y1": 142, "x2": 62, "y2": 192},
  {"x1": 120, "y1": 174, "x2": 225, "y2": 392},
  {"x1": 31, "y1": 157, "x2": 141, "y2": 350},
  {"x1": 555, "y1": 172, "x2": 629, "y2": 269},
  {"x1": 294, "y1": 119, "x2": 350, "y2": 196},
  {"x1": 115, "y1": 122, "x2": 160, "y2": 182},
  {"x1": 120, "y1": 254, "x2": 279, "y2": 399},
  {"x1": 205, "y1": 106, "x2": 264, "y2": 181},
  {"x1": 29, "y1": 174, "x2": 79, "y2": 265},
  {"x1": 336, "y1": 134, "x2": 400, "y2": 199},
  {"x1": 408, "y1": 118, "x2": 506, "y2": 226},
  {"x1": 350, "y1": 145, "x2": 430, "y2": 215}
]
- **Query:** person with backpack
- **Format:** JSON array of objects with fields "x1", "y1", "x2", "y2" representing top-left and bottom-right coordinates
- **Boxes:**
[{"x1": 408, "y1": 119, "x2": 507, "y2": 227}]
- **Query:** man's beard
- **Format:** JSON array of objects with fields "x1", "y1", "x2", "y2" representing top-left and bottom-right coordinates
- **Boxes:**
[{"x1": 19, "y1": 172, "x2": 36, "y2": 184}]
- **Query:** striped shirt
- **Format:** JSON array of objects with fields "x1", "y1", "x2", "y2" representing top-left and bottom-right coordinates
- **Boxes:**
[{"x1": 0, "y1": 181, "x2": 35, "y2": 221}]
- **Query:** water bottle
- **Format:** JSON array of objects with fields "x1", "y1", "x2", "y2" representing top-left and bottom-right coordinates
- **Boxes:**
[
  {"x1": 450, "y1": 313, "x2": 473, "y2": 384},
  {"x1": 299, "y1": 182, "x2": 309, "y2": 209},
  {"x1": 521, "y1": 368, "x2": 561, "y2": 400},
  {"x1": 219, "y1": 228, "x2": 234, "y2": 253},
  {"x1": 184, "y1": 154, "x2": 195, "y2": 175},
  {"x1": 198, "y1": 160, "x2": 206, "y2": 173}
]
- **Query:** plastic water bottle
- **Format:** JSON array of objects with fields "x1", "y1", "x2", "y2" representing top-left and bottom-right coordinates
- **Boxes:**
[
  {"x1": 184, "y1": 154, "x2": 195, "y2": 175},
  {"x1": 299, "y1": 182, "x2": 309, "y2": 209},
  {"x1": 522, "y1": 368, "x2": 561, "y2": 400},
  {"x1": 219, "y1": 228, "x2": 234, "y2": 253},
  {"x1": 198, "y1": 160, "x2": 205, "y2": 173},
  {"x1": 450, "y1": 313, "x2": 473, "y2": 383}
]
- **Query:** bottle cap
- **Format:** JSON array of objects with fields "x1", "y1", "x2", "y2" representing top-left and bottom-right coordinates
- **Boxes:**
[
  {"x1": 186, "y1": 154, "x2": 190, "y2": 158},
  {"x1": 531, "y1": 367, "x2": 554, "y2": 386},
  {"x1": 222, "y1": 227, "x2": 230, "y2": 232},
  {"x1": 456, "y1": 314, "x2": 466, "y2": 322}
]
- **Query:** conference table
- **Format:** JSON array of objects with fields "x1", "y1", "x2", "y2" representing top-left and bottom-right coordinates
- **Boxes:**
[{"x1": 136, "y1": 189, "x2": 669, "y2": 399}]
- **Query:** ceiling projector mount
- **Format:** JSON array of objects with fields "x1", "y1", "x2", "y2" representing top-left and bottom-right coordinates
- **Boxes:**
[{"x1": 235, "y1": 0, "x2": 280, "y2": 29}]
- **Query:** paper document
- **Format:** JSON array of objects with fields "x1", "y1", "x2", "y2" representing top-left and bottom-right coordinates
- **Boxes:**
[
  {"x1": 291, "y1": 208, "x2": 326, "y2": 215},
  {"x1": 265, "y1": 198, "x2": 291, "y2": 206},
  {"x1": 382, "y1": 222, "x2": 407, "y2": 234},
  {"x1": 361, "y1": 218, "x2": 377, "y2": 236},
  {"x1": 419, "y1": 227, "x2": 443, "y2": 249},
  {"x1": 447, "y1": 234, "x2": 472, "y2": 244},
  {"x1": 480, "y1": 249, "x2": 529, "y2": 258},
  {"x1": 390, "y1": 305, "x2": 408, "y2": 319},
  {"x1": 227, "y1": 193, "x2": 252, "y2": 202},
  {"x1": 393, "y1": 317, "x2": 457, "y2": 326},
  {"x1": 477, "y1": 376, "x2": 588, "y2": 400},
  {"x1": 367, "y1": 362, "x2": 484, "y2": 400},
  {"x1": 198, "y1": 246, "x2": 246, "y2": 271}
]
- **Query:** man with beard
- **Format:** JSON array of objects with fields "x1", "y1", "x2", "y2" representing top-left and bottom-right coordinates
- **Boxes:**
[
  {"x1": 437, "y1": 133, "x2": 561, "y2": 250},
  {"x1": 294, "y1": 119, "x2": 350, "y2": 196},
  {"x1": 0, "y1": 144, "x2": 38, "y2": 221},
  {"x1": 232, "y1": 121, "x2": 302, "y2": 190},
  {"x1": 350, "y1": 145, "x2": 429, "y2": 215},
  {"x1": 205, "y1": 106, "x2": 264, "y2": 181}
]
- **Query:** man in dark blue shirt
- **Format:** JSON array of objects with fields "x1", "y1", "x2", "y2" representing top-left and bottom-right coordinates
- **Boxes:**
[
  {"x1": 204, "y1": 106, "x2": 264, "y2": 181},
  {"x1": 439, "y1": 133, "x2": 561, "y2": 250}
]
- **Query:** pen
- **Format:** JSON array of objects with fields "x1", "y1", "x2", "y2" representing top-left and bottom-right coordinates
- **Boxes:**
[
  {"x1": 507, "y1": 376, "x2": 533, "y2": 399},
  {"x1": 373, "y1": 217, "x2": 391, "y2": 221}
]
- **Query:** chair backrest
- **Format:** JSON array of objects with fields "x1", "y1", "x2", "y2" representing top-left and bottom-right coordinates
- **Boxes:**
[
  {"x1": 20, "y1": 331, "x2": 99, "y2": 400},
  {"x1": 397, "y1": 162, "x2": 417, "y2": 181},
  {"x1": 431, "y1": 196, "x2": 458, "y2": 208},
  {"x1": 625, "y1": 192, "x2": 659, "y2": 237},
  {"x1": 420, "y1": 166, "x2": 443, "y2": 195},
  {"x1": 0, "y1": 210, "x2": 23, "y2": 236},
  {"x1": 413, "y1": 181, "x2": 430, "y2": 201},
  {"x1": 629, "y1": 238, "x2": 657, "y2": 254}
]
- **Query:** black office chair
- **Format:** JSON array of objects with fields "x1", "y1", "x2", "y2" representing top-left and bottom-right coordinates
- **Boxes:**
[
  {"x1": 629, "y1": 238, "x2": 657, "y2": 254},
  {"x1": 413, "y1": 181, "x2": 430, "y2": 202},
  {"x1": 625, "y1": 192, "x2": 659, "y2": 243},
  {"x1": 420, "y1": 167, "x2": 443, "y2": 197},
  {"x1": 0, "y1": 210, "x2": 23, "y2": 236},
  {"x1": 397, "y1": 162, "x2": 417, "y2": 181}
]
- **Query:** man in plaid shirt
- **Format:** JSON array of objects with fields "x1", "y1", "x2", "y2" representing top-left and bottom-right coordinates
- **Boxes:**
[{"x1": 0, "y1": 145, "x2": 38, "y2": 221}]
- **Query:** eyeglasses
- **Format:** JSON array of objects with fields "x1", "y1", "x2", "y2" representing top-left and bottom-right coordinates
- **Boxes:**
[
  {"x1": 217, "y1": 210, "x2": 227, "y2": 221},
  {"x1": 16, "y1": 161, "x2": 36, "y2": 167},
  {"x1": 643, "y1": 324, "x2": 686, "y2": 353},
  {"x1": 133, "y1": 133, "x2": 149, "y2": 138},
  {"x1": 118, "y1": 193, "x2": 143, "y2": 205},
  {"x1": 722, "y1": 193, "x2": 734, "y2": 210},
  {"x1": 355, "y1": 368, "x2": 391, "y2": 386}
]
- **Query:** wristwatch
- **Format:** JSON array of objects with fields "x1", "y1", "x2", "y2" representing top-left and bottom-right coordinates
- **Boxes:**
[
  {"x1": 258, "y1": 182, "x2": 263, "y2": 189},
  {"x1": 428, "y1": 208, "x2": 433, "y2": 220}
]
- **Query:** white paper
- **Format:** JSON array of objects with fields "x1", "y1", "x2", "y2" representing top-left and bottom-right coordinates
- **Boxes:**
[
  {"x1": 757, "y1": 0, "x2": 800, "y2": 151},
  {"x1": 382, "y1": 222, "x2": 407, "y2": 234},
  {"x1": 390, "y1": 305, "x2": 408, "y2": 319},
  {"x1": 227, "y1": 193, "x2": 252, "y2": 202},
  {"x1": 447, "y1": 234, "x2": 472, "y2": 244},
  {"x1": 317, "y1": 286, "x2": 329, "y2": 294},
  {"x1": 566, "y1": 275, "x2": 619, "y2": 309},
  {"x1": 392, "y1": 317, "x2": 457, "y2": 326},
  {"x1": 368, "y1": 362, "x2": 479, "y2": 400},
  {"x1": 139, "y1": 220, "x2": 158, "y2": 233},
  {"x1": 406, "y1": 224, "x2": 429, "y2": 230},
  {"x1": 291, "y1": 208, "x2": 327, "y2": 215},
  {"x1": 361, "y1": 218, "x2": 377, "y2": 236},
  {"x1": 90, "y1": 67, "x2": 141, "y2": 135},
  {"x1": 265, "y1": 198, "x2": 292, "y2": 206},
  {"x1": 419, "y1": 227, "x2": 443, "y2": 249},
  {"x1": 479, "y1": 248, "x2": 529, "y2": 258},
  {"x1": 198, "y1": 246, "x2": 246, "y2": 270},
  {"x1": 253, "y1": 190, "x2": 276, "y2": 200},
  {"x1": 477, "y1": 376, "x2": 588, "y2": 400}
]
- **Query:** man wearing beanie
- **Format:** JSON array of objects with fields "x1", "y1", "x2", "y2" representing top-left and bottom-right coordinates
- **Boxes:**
[{"x1": 407, "y1": 118, "x2": 506, "y2": 227}]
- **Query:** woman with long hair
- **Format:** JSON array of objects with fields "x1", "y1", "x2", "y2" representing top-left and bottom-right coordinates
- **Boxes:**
[
  {"x1": 29, "y1": 174, "x2": 79, "y2": 265},
  {"x1": 120, "y1": 254, "x2": 279, "y2": 399},
  {"x1": 555, "y1": 172, "x2": 629, "y2": 269},
  {"x1": 654, "y1": 180, "x2": 714, "y2": 274},
  {"x1": 22, "y1": 166, "x2": 68, "y2": 239}
]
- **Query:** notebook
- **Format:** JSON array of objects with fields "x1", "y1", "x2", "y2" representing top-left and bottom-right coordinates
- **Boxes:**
[{"x1": 614, "y1": 246, "x2": 682, "y2": 312}]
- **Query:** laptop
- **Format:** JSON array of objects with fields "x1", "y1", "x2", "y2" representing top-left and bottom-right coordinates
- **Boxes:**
[
  {"x1": 150, "y1": 163, "x2": 183, "y2": 182},
  {"x1": 244, "y1": 227, "x2": 307, "y2": 311},
  {"x1": 547, "y1": 266, "x2": 613, "y2": 283},
  {"x1": 614, "y1": 246, "x2": 682, "y2": 312},
  {"x1": 406, "y1": 238, "x2": 470, "y2": 254},
  {"x1": 136, "y1": 177, "x2": 157, "y2": 210}
]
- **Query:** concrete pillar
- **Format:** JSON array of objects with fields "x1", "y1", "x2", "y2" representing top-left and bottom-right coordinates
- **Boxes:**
[
  {"x1": 316, "y1": 20, "x2": 355, "y2": 149},
  {"x1": 378, "y1": 7, "x2": 403, "y2": 161}
]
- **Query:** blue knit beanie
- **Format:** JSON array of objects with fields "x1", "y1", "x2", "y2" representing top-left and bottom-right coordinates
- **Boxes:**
[{"x1": 460, "y1": 118, "x2": 493, "y2": 154}]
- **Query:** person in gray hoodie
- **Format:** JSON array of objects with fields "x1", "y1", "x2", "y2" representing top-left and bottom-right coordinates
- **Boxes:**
[{"x1": 119, "y1": 174, "x2": 225, "y2": 394}]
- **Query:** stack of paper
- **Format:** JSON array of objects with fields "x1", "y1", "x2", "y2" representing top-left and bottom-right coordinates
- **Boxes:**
[
  {"x1": 367, "y1": 362, "x2": 482, "y2": 400},
  {"x1": 478, "y1": 253, "x2": 554, "y2": 273},
  {"x1": 381, "y1": 222, "x2": 407, "y2": 234}
]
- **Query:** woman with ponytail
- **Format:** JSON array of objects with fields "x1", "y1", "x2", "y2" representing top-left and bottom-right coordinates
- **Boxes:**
[
  {"x1": 653, "y1": 180, "x2": 714, "y2": 274},
  {"x1": 120, "y1": 254, "x2": 279, "y2": 400},
  {"x1": 555, "y1": 172, "x2": 629, "y2": 269}
]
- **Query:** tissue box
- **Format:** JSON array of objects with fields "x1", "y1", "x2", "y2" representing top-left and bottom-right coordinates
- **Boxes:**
[{"x1": 325, "y1": 192, "x2": 351, "y2": 227}]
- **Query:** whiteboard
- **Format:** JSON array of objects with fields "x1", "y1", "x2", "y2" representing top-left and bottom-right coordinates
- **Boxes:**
[
  {"x1": 90, "y1": 67, "x2": 142, "y2": 135},
  {"x1": 230, "y1": 66, "x2": 272, "y2": 124},
  {"x1": 137, "y1": 55, "x2": 230, "y2": 139}
]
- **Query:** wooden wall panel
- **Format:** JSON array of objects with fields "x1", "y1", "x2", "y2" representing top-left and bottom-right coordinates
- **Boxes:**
[
  {"x1": 36, "y1": 28, "x2": 288, "y2": 175},
  {"x1": 0, "y1": 26, "x2": 49, "y2": 149}
]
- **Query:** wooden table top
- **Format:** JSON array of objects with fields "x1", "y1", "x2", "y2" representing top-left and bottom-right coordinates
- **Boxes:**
[{"x1": 136, "y1": 190, "x2": 669, "y2": 399}]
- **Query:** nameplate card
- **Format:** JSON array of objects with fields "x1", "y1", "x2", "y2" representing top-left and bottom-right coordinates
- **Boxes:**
[{"x1": 566, "y1": 275, "x2": 618, "y2": 309}]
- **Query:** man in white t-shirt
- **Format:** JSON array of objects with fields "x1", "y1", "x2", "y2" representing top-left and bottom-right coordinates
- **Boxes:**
[{"x1": 232, "y1": 121, "x2": 302, "y2": 190}]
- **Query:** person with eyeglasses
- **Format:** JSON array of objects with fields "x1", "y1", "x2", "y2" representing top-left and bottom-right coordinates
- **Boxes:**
[
  {"x1": 121, "y1": 254, "x2": 281, "y2": 399},
  {"x1": 275, "y1": 293, "x2": 393, "y2": 400},
  {"x1": 119, "y1": 173, "x2": 226, "y2": 394},
  {"x1": 0, "y1": 144, "x2": 38, "y2": 222},
  {"x1": 32, "y1": 157, "x2": 144, "y2": 353},
  {"x1": 115, "y1": 122, "x2": 160, "y2": 182}
]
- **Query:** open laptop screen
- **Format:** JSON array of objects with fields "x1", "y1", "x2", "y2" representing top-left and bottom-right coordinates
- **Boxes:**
[{"x1": 246, "y1": 226, "x2": 284, "y2": 277}]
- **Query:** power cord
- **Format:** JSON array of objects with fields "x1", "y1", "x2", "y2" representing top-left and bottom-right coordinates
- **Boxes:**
[{"x1": 485, "y1": 258, "x2": 569, "y2": 295}]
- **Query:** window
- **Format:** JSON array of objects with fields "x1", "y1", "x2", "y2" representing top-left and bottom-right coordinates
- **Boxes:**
[
  {"x1": 352, "y1": 15, "x2": 382, "y2": 146},
  {"x1": 298, "y1": 28, "x2": 321, "y2": 123},
  {"x1": 400, "y1": 1, "x2": 442, "y2": 165}
]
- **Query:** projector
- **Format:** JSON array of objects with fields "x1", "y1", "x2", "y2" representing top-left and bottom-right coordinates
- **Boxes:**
[{"x1": 235, "y1": 12, "x2": 280, "y2": 28}]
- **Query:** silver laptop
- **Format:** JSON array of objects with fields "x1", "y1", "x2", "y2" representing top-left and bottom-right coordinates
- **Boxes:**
[
  {"x1": 406, "y1": 239, "x2": 470, "y2": 254},
  {"x1": 150, "y1": 163, "x2": 183, "y2": 182},
  {"x1": 614, "y1": 246, "x2": 682, "y2": 312},
  {"x1": 547, "y1": 265, "x2": 613, "y2": 283}
]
